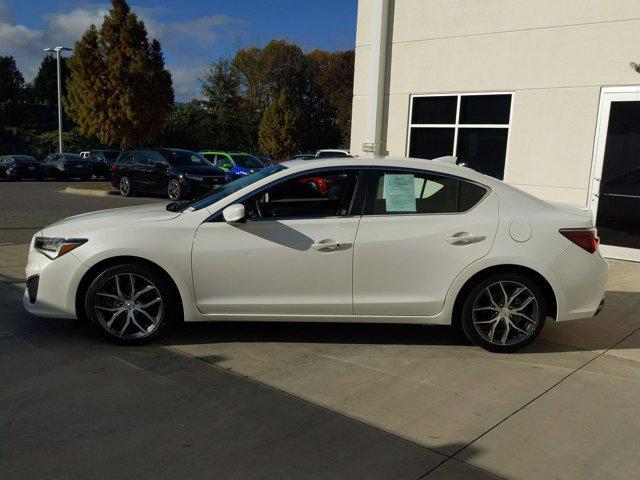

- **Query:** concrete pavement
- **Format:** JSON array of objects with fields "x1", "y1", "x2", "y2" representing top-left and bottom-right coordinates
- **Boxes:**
[
  {"x1": 0, "y1": 267, "x2": 448, "y2": 479},
  {"x1": 2, "y1": 183, "x2": 640, "y2": 479}
]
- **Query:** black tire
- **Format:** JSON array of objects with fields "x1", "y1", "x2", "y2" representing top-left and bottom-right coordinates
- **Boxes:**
[
  {"x1": 166, "y1": 179, "x2": 182, "y2": 200},
  {"x1": 460, "y1": 273, "x2": 546, "y2": 353},
  {"x1": 119, "y1": 176, "x2": 134, "y2": 197},
  {"x1": 84, "y1": 263, "x2": 178, "y2": 345}
]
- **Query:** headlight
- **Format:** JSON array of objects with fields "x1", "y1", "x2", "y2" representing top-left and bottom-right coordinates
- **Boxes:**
[
  {"x1": 34, "y1": 237, "x2": 87, "y2": 259},
  {"x1": 184, "y1": 174, "x2": 203, "y2": 182}
]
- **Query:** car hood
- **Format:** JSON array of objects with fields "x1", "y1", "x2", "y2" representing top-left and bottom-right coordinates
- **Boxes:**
[
  {"x1": 43, "y1": 203, "x2": 179, "y2": 236},
  {"x1": 177, "y1": 165, "x2": 225, "y2": 176}
]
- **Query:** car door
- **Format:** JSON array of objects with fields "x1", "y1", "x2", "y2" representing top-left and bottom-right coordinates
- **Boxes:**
[
  {"x1": 192, "y1": 168, "x2": 363, "y2": 316},
  {"x1": 353, "y1": 168, "x2": 499, "y2": 317},
  {"x1": 129, "y1": 151, "x2": 153, "y2": 191},
  {"x1": 144, "y1": 151, "x2": 169, "y2": 194}
]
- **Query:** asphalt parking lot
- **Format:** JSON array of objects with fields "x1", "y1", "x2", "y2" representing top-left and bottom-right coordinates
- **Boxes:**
[{"x1": 2, "y1": 181, "x2": 640, "y2": 479}]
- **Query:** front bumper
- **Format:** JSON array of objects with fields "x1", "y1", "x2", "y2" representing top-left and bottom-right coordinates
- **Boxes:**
[{"x1": 22, "y1": 238, "x2": 89, "y2": 319}]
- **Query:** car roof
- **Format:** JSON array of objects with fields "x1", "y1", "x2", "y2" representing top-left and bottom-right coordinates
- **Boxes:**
[
  {"x1": 200, "y1": 151, "x2": 250, "y2": 155},
  {"x1": 279, "y1": 156, "x2": 504, "y2": 188}
]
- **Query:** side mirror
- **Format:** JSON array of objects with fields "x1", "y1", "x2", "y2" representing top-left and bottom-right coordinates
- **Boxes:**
[{"x1": 222, "y1": 203, "x2": 246, "y2": 223}]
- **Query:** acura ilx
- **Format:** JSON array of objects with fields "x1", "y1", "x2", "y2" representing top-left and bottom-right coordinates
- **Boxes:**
[{"x1": 24, "y1": 157, "x2": 608, "y2": 352}]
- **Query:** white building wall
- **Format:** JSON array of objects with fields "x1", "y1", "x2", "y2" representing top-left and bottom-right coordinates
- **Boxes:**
[{"x1": 351, "y1": 0, "x2": 640, "y2": 205}]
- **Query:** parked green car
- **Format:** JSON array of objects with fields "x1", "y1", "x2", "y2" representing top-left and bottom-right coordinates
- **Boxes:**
[{"x1": 199, "y1": 151, "x2": 265, "y2": 177}]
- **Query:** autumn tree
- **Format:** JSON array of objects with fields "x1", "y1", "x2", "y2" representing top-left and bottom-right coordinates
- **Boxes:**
[
  {"x1": 258, "y1": 89, "x2": 301, "y2": 159},
  {"x1": 308, "y1": 50, "x2": 354, "y2": 146},
  {"x1": 65, "y1": 0, "x2": 174, "y2": 148}
]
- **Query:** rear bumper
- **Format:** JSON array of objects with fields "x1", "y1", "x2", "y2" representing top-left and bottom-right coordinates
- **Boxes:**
[{"x1": 547, "y1": 246, "x2": 609, "y2": 321}]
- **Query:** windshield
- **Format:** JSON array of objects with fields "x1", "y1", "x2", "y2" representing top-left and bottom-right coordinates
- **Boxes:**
[
  {"x1": 101, "y1": 150, "x2": 120, "y2": 160},
  {"x1": 12, "y1": 156, "x2": 36, "y2": 163},
  {"x1": 231, "y1": 154, "x2": 264, "y2": 170},
  {"x1": 162, "y1": 149, "x2": 211, "y2": 167},
  {"x1": 171, "y1": 163, "x2": 286, "y2": 212},
  {"x1": 62, "y1": 154, "x2": 82, "y2": 160}
]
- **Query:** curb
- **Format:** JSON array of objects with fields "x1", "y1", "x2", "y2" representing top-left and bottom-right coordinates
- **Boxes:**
[{"x1": 62, "y1": 187, "x2": 119, "y2": 197}]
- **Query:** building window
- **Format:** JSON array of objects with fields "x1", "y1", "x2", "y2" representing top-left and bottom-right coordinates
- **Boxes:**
[{"x1": 408, "y1": 93, "x2": 512, "y2": 179}]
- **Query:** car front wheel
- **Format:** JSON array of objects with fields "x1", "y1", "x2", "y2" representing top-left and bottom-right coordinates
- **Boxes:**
[
  {"x1": 119, "y1": 176, "x2": 133, "y2": 197},
  {"x1": 84, "y1": 263, "x2": 176, "y2": 345},
  {"x1": 460, "y1": 273, "x2": 546, "y2": 353}
]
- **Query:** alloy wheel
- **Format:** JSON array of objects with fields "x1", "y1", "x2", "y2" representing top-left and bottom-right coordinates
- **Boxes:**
[
  {"x1": 93, "y1": 273, "x2": 164, "y2": 340},
  {"x1": 471, "y1": 281, "x2": 540, "y2": 346},
  {"x1": 167, "y1": 180, "x2": 181, "y2": 200},
  {"x1": 119, "y1": 177, "x2": 130, "y2": 196}
]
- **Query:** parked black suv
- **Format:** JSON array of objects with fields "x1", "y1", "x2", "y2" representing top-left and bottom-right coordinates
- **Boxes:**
[
  {"x1": 111, "y1": 149, "x2": 229, "y2": 200},
  {"x1": 0, "y1": 155, "x2": 44, "y2": 180},
  {"x1": 87, "y1": 150, "x2": 121, "y2": 179},
  {"x1": 42, "y1": 153, "x2": 90, "y2": 180}
]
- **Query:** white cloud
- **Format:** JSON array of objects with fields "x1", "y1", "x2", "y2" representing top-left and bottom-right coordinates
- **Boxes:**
[
  {"x1": 43, "y1": 5, "x2": 109, "y2": 42},
  {"x1": 0, "y1": 1, "x2": 245, "y2": 100},
  {"x1": 169, "y1": 65, "x2": 205, "y2": 102}
]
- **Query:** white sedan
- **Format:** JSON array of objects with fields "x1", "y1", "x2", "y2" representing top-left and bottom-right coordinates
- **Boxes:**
[{"x1": 23, "y1": 157, "x2": 608, "y2": 352}]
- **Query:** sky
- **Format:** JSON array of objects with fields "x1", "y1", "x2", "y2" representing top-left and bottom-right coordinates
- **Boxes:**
[{"x1": 0, "y1": 0, "x2": 358, "y2": 101}]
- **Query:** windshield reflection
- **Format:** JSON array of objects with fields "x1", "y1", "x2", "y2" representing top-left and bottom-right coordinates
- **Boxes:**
[{"x1": 169, "y1": 164, "x2": 286, "y2": 212}]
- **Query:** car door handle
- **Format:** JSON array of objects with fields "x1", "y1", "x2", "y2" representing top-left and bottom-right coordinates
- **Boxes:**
[
  {"x1": 311, "y1": 240, "x2": 352, "y2": 251},
  {"x1": 445, "y1": 233, "x2": 485, "y2": 245}
]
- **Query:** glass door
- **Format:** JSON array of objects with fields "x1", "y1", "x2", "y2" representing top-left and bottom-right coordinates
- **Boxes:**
[{"x1": 590, "y1": 88, "x2": 640, "y2": 262}]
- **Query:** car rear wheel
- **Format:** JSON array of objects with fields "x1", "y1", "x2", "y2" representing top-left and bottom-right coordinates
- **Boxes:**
[
  {"x1": 84, "y1": 264, "x2": 176, "y2": 345},
  {"x1": 119, "y1": 176, "x2": 133, "y2": 197},
  {"x1": 167, "y1": 179, "x2": 182, "y2": 200},
  {"x1": 460, "y1": 273, "x2": 546, "y2": 353}
]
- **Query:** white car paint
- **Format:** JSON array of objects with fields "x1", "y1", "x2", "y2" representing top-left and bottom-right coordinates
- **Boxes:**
[{"x1": 24, "y1": 157, "x2": 608, "y2": 340}]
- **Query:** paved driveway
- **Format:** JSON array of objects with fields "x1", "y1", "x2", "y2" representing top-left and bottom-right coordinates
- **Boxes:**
[{"x1": 2, "y1": 183, "x2": 640, "y2": 479}]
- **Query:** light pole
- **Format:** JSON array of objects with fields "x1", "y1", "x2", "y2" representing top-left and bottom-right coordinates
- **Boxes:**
[{"x1": 44, "y1": 46, "x2": 73, "y2": 154}]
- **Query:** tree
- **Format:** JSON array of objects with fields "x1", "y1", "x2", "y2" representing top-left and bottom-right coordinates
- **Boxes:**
[
  {"x1": 161, "y1": 101, "x2": 215, "y2": 150},
  {"x1": 258, "y1": 89, "x2": 301, "y2": 159},
  {"x1": 200, "y1": 58, "x2": 247, "y2": 150},
  {"x1": 32, "y1": 54, "x2": 69, "y2": 106},
  {"x1": 65, "y1": 0, "x2": 174, "y2": 148},
  {"x1": 308, "y1": 50, "x2": 354, "y2": 146},
  {"x1": 0, "y1": 56, "x2": 25, "y2": 104}
]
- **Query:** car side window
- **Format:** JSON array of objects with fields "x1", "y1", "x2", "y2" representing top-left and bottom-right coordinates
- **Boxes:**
[
  {"x1": 117, "y1": 153, "x2": 130, "y2": 164},
  {"x1": 218, "y1": 155, "x2": 233, "y2": 170},
  {"x1": 243, "y1": 170, "x2": 360, "y2": 220},
  {"x1": 365, "y1": 170, "x2": 487, "y2": 215}
]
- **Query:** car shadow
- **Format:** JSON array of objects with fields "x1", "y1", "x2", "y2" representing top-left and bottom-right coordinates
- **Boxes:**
[{"x1": 166, "y1": 290, "x2": 640, "y2": 355}]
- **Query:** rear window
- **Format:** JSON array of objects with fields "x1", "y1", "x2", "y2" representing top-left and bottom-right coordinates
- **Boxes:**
[{"x1": 366, "y1": 170, "x2": 488, "y2": 215}]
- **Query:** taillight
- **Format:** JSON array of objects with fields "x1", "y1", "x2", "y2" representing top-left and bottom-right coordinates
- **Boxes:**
[
  {"x1": 559, "y1": 228, "x2": 599, "y2": 254},
  {"x1": 111, "y1": 165, "x2": 118, "y2": 172}
]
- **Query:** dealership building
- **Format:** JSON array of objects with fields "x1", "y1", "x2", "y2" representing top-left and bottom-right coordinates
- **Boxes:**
[{"x1": 350, "y1": 0, "x2": 640, "y2": 261}]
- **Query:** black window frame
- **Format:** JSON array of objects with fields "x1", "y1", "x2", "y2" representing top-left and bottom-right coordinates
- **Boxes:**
[
  {"x1": 407, "y1": 93, "x2": 513, "y2": 180},
  {"x1": 362, "y1": 167, "x2": 490, "y2": 216}
]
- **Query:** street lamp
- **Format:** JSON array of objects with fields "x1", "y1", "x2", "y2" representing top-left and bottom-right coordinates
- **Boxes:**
[{"x1": 43, "y1": 46, "x2": 73, "y2": 154}]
